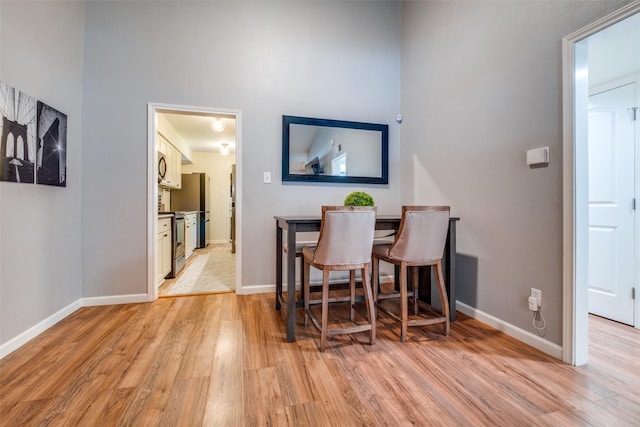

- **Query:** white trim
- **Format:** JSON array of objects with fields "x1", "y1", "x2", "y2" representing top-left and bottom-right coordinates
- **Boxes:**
[
  {"x1": 147, "y1": 104, "x2": 158, "y2": 302},
  {"x1": 562, "y1": 0, "x2": 640, "y2": 365},
  {"x1": 0, "y1": 294, "x2": 147, "y2": 359},
  {"x1": 456, "y1": 302, "x2": 563, "y2": 360},
  {"x1": 147, "y1": 103, "x2": 243, "y2": 298},
  {"x1": 0, "y1": 300, "x2": 83, "y2": 359},
  {"x1": 81, "y1": 294, "x2": 148, "y2": 306},
  {"x1": 242, "y1": 284, "x2": 276, "y2": 295}
]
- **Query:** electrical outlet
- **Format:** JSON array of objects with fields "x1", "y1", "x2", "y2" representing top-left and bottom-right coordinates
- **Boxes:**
[{"x1": 531, "y1": 288, "x2": 542, "y2": 308}]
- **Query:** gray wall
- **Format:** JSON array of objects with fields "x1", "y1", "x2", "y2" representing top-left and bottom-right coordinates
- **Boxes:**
[
  {"x1": 80, "y1": 1, "x2": 402, "y2": 297},
  {"x1": 400, "y1": 0, "x2": 631, "y2": 345},
  {"x1": 0, "y1": 1, "x2": 85, "y2": 344},
  {"x1": 1, "y1": 0, "x2": 633, "y2": 352}
]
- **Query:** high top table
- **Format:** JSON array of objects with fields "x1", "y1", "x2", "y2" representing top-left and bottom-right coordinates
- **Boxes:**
[{"x1": 275, "y1": 215, "x2": 459, "y2": 342}]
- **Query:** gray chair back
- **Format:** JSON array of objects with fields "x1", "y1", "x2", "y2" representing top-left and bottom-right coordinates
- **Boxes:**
[
  {"x1": 388, "y1": 206, "x2": 450, "y2": 263},
  {"x1": 313, "y1": 206, "x2": 376, "y2": 266}
]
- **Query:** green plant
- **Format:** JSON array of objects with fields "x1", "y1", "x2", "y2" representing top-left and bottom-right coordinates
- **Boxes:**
[{"x1": 344, "y1": 191, "x2": 374, "y2": 206}]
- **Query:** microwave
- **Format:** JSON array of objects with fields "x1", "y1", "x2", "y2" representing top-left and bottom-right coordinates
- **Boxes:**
[{"x1": 158, "y1": 151, "x2": 167, "y2": 183}]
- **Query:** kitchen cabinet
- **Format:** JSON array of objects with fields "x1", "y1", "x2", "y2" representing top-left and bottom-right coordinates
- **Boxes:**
[
  {"x1": 157, "y1": 217, "x2": 173, "y2": 285},
  {"x1": 157, "y1": 134, "x2": 182, "y2": 189},
  {"x1": 185, "y1": 212, "x2": 197, "y2": 259}
]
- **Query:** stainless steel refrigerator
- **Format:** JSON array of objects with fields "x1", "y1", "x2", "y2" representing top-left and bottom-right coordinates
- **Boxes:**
[{"x1": 171, "y1": 173, "x2": 210, "y2": 248}]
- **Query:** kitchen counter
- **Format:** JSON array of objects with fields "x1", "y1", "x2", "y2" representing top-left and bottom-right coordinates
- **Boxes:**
[{"x1": 158, "y1": 213, "x2": 174, "y2": 219}]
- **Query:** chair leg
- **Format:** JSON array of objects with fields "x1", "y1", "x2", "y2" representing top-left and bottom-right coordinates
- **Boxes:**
[
  {"x1": 320, "y1": 268, "x2": 330, "y2": 351},
  {"x1": 303, "y1": 260, "x2": 311, "y2": 327},
  {"x1": 299, "y1": 255, "x2": 305, "y2": 302},
  {"x1": 349, "y1": 270, "x2": 356, "y2": 322},
  {"x1": 434, "y1": 260, "x2": 450, "y2": 336},
  {"x1": 412, "y1": 266, "x2": 419, "y2": 315},
  {"x1": 371, "y1": 256, "x2": 379, "y2": 303},
  {"x1": 400, "y1": 262, "x2": 408, "y2": 342},
  {"x1": 361, "y1": 264, "x2": 376, "y2": 345}
]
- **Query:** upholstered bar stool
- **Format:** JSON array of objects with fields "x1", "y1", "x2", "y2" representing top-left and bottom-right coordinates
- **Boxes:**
[
  {"x1": 372, "y1": 206, "x2": 450, "y2": 341},
  {"x1": 283, "y1": 235, "x2": 318, "y2": 302},
  {"x1": 303, "y1": 206, "x2": 377, "y2": 351}
]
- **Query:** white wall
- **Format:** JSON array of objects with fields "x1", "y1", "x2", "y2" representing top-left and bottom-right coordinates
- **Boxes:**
[
  {"x1": 80, "y1": 1, "x2": 402, "y2": 296},
  {"x1": 0, "y1": 1, "x2": 84, "y2": 348},
  {"x1": 400, "y1": 0, "x2": 631, "y2": 346},
  {"x1": 182, "y1": 152, "x2": 236, "y2": 244}
]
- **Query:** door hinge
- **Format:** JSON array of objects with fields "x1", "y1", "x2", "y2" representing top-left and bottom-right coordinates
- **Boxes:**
[
  {"x1": 633, "y1": 287, "x2": 636, "y2": 300},
  {"x1": 630, "y1": 107, "x2": 638, "y2": 121},
  {"x1": 634, "y1": 198, "x2": 637, "y2": 210}
]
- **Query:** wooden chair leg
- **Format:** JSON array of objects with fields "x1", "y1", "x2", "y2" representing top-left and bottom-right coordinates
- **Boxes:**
[
  {"x1": 303, "y1": 260, "x2": 311, "y2": 327},
  {"x1": 371, "y1": 256, "x2": 379, "y2": 303},
  {"x1": 434, "y1": 260, "x2": 450, "y2": 336},
  {"x1": 349, "y1": 270, "x2": 356, "y2": 322},
  {"x1": 320, "y1": 269, "x2": 330, "y2": 351},
  {"x1": 299, "y1": 255, "x2": 305, "y2": 302},
  {"x1": 412, "y1": 266, "x2": 419, "y2": 315},
  {"x1": 361, "y1": 264, "x2": 376, "y2": 345},
  {"x1": 400, "y1": 262, "x2": 408, "y2": 342}
]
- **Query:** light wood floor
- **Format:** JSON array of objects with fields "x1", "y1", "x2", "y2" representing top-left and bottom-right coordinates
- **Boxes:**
[{"x1": 1, "y1": 293, "x2": 639, "y2": 426}]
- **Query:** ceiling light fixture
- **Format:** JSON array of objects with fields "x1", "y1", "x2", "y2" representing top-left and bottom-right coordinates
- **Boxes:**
[
  {"x1": 211, "y1": 119, "x2": 225, "y2": 132},
  {"x1": 220, "y1": 143, "x2": 229, "y2": 156}
]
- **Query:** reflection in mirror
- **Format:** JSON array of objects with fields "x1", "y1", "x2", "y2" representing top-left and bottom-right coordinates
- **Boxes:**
[{"x1": 282, "y1": 116, "x2": 388, "y2": 184}]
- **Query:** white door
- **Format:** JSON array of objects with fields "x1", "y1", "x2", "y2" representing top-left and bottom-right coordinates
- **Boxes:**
[{"x1": 587, "y1": 83, "x2": 636, "y2": 325}]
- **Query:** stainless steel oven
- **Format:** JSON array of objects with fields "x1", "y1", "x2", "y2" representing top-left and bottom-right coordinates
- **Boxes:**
[{"x1": 173, "y1": 212, "x2": 186, "y2": 276}]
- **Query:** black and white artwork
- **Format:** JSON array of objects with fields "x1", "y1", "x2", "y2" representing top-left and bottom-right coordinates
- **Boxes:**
[
  {"x1": 36, "y1": 101, "x2": 67, "y2": 187},
  {"x1": 0, "y1": 81, "x2": 37, "y2": 183}
]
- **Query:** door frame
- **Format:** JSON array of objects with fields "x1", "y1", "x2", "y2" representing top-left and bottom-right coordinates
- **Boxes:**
[
  {"x1": 562, "y1": 1, "x2": 640, "y2": 365},
  {"x1": 146, "y1": 103, "x2": 242, "y2": 301}
]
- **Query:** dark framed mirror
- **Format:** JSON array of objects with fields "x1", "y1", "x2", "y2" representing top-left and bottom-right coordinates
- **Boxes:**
[{"x1": 282, "y1": 115, "x2": 388, "y2": 184}]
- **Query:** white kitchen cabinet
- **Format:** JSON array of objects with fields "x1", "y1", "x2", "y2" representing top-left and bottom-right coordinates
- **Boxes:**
[
  {"x1": 157, "y1": 217, "x2": 173, "y2": 285},
  {"x1": 185, "y1": 212, "x2": 197, "y2": 259},
  {"x1": 157, "y1": 134, "x2": 182, "y2": 189}
]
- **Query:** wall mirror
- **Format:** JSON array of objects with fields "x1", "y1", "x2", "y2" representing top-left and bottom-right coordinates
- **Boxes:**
[{"x1": 282, "y1": 115, "x2": 388, "y2": 184}]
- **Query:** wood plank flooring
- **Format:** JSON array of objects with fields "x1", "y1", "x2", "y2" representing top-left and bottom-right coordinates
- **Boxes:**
[{"x1": 1, "y1": 293, "x2": 639, "y2": 426}]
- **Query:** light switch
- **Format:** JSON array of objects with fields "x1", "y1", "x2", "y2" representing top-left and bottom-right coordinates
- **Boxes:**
[
  {"x1": 526, "y1": 147, "x2": 549, "y2": 167},
  {"x1": 263, "y1": 172, "x2": 271, "y2": 184}
]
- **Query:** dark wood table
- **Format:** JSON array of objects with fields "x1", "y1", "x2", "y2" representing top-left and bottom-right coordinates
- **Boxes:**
[{"x1": 275, "y1": 215, "x2": 459, "y2": 342}]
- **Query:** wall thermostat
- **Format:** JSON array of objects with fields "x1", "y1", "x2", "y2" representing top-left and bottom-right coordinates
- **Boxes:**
[{"x1": 526, "y1": 147, "x2": 549, "y2": 167}]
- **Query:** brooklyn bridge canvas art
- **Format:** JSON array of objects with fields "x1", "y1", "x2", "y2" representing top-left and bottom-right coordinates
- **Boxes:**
[
  {"x1": 0, "y1": 81, "x2": 36, "y2": 184},
  {"x1": 0, "y1": 81, "x2": 67, "y2": 187}
]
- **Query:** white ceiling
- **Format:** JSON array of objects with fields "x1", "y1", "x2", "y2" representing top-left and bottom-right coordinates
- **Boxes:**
[
  {"x1": 588, "y1": 12, "x2": 640, "y2": 88},
  {"x1": 161, "y1": 111, "x2": 237, "y2": 154}
]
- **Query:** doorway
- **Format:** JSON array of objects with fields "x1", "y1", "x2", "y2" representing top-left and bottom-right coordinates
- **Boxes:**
[
  {"x1": 562, "y1": 2, "x2": 640, "y2": 365},
  {"x1": 587, "y1": 82, "x2": 636, "y2": 325},
  {"x1": 147, "y1": 103, "x2": 242, "y2": 301}
]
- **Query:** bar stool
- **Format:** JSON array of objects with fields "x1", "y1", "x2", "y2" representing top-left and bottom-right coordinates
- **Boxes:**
[
  {"x1": 283, "y1": 238, "x2": 317, "y2": 302},
  {"x1": 372, "y1": 206, "x2": 450, "y2": 341},
  {"x1": 303, "y1": 206, "x2": 377, "y2": 351}
]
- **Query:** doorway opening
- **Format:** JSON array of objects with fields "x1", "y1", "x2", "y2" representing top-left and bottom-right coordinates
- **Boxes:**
[
  {"x1": 562, "y1": 2, "x2": 640, "y2": 365},
  {"x1": 147, "y1": 103, "x2": 242, "y2": 301}
]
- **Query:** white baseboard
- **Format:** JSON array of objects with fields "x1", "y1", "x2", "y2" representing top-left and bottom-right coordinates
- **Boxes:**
[
  {"x1": 0, "y1": 299, "x2": 82, "y2": 359},
  {"x1": 1, "y1": 294, "x2": 149, "y2": 359},
  {"x1": 81, "y1": 294, "x2": 148, "y2": 306},
  {"x1": 241, "y1": 284, "x2": 275, "y2": 295},
  {"x1": 456, "y1": 301, "x2": 563, "y2": 360}
]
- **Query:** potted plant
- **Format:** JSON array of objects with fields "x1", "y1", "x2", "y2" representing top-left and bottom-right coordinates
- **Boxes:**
[{"x1": 344, "y1": 191, "x2": 374, "y2": 206}]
